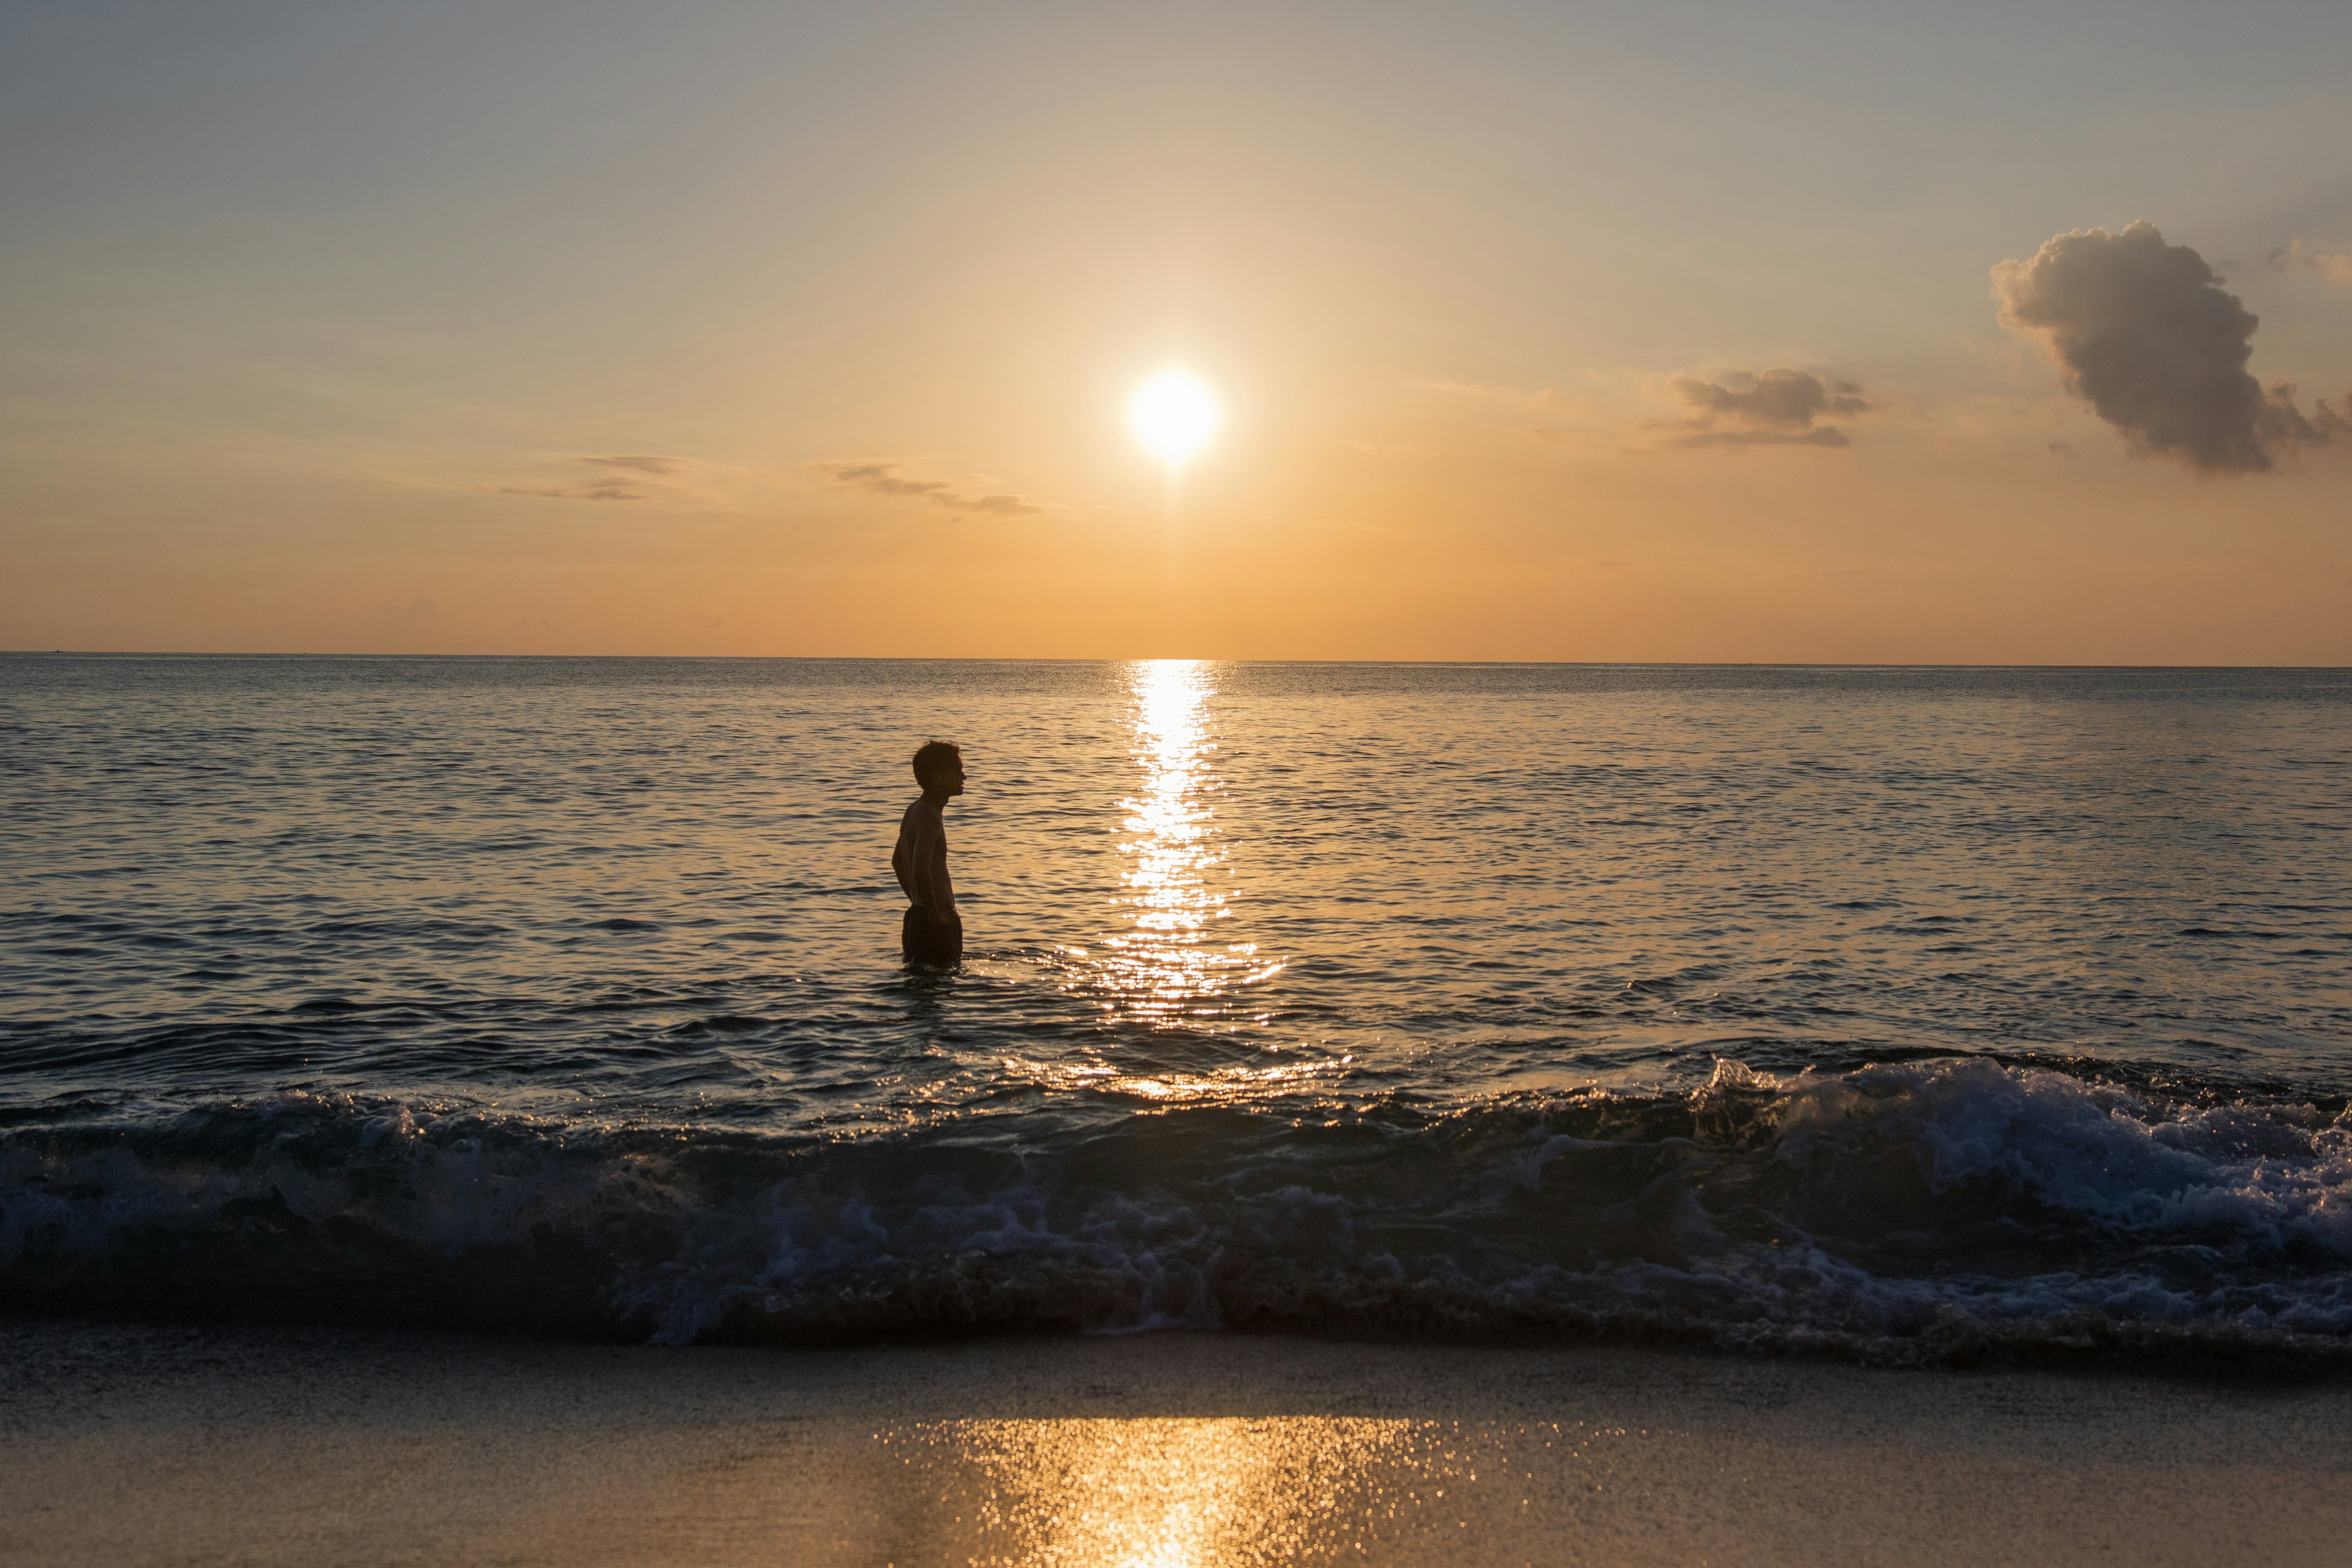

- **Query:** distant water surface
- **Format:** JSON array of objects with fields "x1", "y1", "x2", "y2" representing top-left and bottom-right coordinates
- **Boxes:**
[{"x1": 4, "y1": 656, "x2": 2350, "y2": 1361}]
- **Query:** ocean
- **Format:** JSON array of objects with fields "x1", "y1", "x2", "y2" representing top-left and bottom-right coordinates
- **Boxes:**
[{"x1": 4, "y1": 655, "x2": 2350, "y2": 1365}]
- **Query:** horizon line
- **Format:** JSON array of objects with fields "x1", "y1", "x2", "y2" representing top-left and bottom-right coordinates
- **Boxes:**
[{"x1": 7, "y1": 650, "x2": 2351, "y2": 673}]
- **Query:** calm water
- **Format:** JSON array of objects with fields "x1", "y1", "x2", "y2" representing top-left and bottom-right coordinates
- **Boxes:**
[{"x1": 5, "y1": 655, "x2": 2351, "y2": 1362}]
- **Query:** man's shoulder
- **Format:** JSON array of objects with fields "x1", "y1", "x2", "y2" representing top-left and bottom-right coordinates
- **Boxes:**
[{"x1": 900, "y1": 796, "x2": 940, "y2": 826}]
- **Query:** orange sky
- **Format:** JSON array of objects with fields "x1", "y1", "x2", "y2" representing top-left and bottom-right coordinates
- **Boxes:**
[{"x1": 5, "y1": 1, "x2": 2350, "y2": 662}]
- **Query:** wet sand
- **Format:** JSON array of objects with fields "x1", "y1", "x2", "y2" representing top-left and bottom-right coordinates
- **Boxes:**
[{"x1": 2, "y1": 1319, "x2": 2347, "y2": 1566}]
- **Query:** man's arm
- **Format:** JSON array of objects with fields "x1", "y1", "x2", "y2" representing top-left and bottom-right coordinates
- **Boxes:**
[
  {"x1": 928, "y1": 827, "x2": 956, "y2": 918},
  {"x1": 894, "y1": 805, "x2": 947, "y2": 914},
  {"x1": 891, "y1": 832, "x2": 917, "y2": 904}
]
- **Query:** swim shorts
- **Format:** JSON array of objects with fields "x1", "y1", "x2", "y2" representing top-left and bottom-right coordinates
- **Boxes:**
[{"x1": 902, "y1": 906, "x2": 963, "y2": 965}]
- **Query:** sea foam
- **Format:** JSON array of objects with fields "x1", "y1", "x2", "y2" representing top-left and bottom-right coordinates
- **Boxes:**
[{"x1": 7, "y1": 1058, "x2": 2350, "y2": 1365}]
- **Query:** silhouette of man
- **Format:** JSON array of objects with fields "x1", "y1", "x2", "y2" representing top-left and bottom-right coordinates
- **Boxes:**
[{"x1": 893, "y1": 740, "x2": 965, "y2": 965}]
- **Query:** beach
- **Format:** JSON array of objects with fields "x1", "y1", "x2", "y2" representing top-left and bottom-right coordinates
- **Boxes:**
[{"x1": 4, "y1": 1319, "x2": 2347, "y2": 1566}]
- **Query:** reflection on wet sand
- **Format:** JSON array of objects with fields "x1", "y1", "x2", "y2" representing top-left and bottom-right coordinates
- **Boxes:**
[{"x1": 892, "y1": 1415, "x2": 1482, "y2": 1567}]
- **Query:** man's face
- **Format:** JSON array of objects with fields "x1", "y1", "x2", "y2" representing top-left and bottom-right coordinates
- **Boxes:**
[{"x1": 926, "y1": 760, "x2": 967, "y2": 797}]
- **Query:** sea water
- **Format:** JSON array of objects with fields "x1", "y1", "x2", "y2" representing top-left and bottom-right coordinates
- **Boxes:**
[{"x1": 4, "y1": 655, "x2": 2350, "y2": 1362}]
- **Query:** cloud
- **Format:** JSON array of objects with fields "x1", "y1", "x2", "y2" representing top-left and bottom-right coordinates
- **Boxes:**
[
  {"x1": 496, "y1": 479, "x2": 646, "y2": 501},
  {"x1": 579, "y1": 454, "x2": 687, "y2": 476},
  {"x1": 952, "y1": 492, "x2": 1041, "y2": 515},
  {"x1": 1661, "y1": 368, "x2": 1870, "y2": 449},
  {"x1": 1994, "y1": 220, "x2": 2349, "y2": 473},
  {"x1": 812, "y1": 459, "x2": 1042, "y2": 516},
  {"x1": 1675, "y1": 424, "x2": 1852, "y2": 449},
  {"x1": 489, "y1": 454, "x2": 695, "y2": 502},
  {"x1": 2266, "y1": 239, "x2": 2352, "y2": 281},
  {"x1": 1675, "y1": 368, "x2": 1868, "y2": 429},
  {"x1": 812, "y1": 460, "x2": 948, "y2": 500},
  {"x1": 2256, "y1": 384, "x2": 2352, "y2": 450}
]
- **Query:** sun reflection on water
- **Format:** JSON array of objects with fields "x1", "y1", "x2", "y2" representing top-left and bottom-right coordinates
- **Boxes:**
[
  {"x1": 1095, "y1": 660, "x2": 1284, "y2": 1027},
  {"x1": 1016, "y1": 661, "x2": 1317, "y2": 1106}
]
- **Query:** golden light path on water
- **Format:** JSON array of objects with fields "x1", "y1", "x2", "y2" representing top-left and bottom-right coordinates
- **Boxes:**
[
  {"x1": 1031, "y1": 660, "x2": 1314, "y2": 1106},
  {"x1": 1099, "y1": 659, "x2": 1261, "y2": 1017}
]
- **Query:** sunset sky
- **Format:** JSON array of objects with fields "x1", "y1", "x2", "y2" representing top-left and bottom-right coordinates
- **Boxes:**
[{"x1": 5, "y1": 0, "x2": 2349, "y2": 662}]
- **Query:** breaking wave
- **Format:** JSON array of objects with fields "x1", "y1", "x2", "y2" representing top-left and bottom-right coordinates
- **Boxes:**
[{"x1": 7, "y1": 1057, "x2": 2351, "y2": 1367}]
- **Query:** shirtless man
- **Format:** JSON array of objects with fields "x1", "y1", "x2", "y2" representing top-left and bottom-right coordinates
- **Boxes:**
[{"x1": 892, "y1": 739, "x2": 965, "y2": 965}]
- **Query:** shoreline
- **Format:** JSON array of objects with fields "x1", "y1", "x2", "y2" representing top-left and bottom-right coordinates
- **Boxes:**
[{"x1": 4, "y1": 1318, "x2": 2348, "y2": 1566}]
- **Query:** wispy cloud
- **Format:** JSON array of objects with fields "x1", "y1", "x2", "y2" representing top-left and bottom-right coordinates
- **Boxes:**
[
  {"x1": 812, "y1": 459, "x2": 1042, "y2": 516},
  {"x1": 1674, "y1": 424, "x2": 1853, "y2": 449},
  {"x1": 579, "y1": 454, "x2": 688, "y2": 476},
  {"x1": 496, "y1": 479, "x2": 647, "y2": 501},
  {"x1": 2256, "y1": 386, "x2": 2352, "y2": 453},
  {"x1": 1996, "y1": 221, "x2": 2347, "y2": 473},
  {"x1": 1659, "y1": 368, "x2": 1870, "y2": 449},
  {"x1": 2266, "y1": 239, "x2": 2352, "y2": 281},
  {"x1": 490, "y1": 454, "x2": 694, "y2": 502}
]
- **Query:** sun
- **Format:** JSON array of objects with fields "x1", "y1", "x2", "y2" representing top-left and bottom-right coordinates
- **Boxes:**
[{"x1": 1128, "y1": 369, "x2": 1221, "y2": 466}]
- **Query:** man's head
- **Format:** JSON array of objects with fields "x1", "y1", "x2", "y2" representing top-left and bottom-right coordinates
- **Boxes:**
[{"x1": 911, "y1": 739, "x2": 965, "y2": 797}]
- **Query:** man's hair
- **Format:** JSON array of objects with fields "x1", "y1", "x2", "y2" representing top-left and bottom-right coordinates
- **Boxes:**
[{"x1": 911, "y1": 739, "x2": 962, "y2": 785}]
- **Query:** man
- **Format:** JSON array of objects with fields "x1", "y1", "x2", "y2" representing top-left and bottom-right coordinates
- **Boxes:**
[{"x1": 892, "y1": 739, "x2": 965, "y2": 965}]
